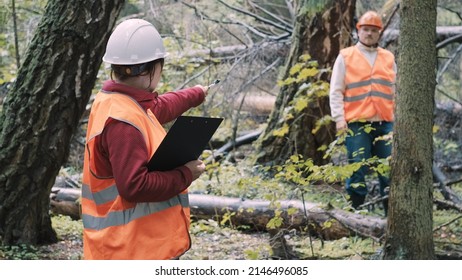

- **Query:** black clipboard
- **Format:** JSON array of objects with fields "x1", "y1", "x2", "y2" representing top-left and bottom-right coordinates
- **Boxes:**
[{"x1": 147, "y1": 116, "x2": 223, "y2": 171}]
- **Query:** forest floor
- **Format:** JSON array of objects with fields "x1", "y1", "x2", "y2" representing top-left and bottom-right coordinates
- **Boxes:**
[{"x1": 27, "y1": 213, "x2": 385, "y2": 260}]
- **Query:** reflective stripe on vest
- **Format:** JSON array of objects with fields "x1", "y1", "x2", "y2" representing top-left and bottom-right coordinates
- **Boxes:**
[
  {"x1": 82, "y1": 182, "x2": 189, "y2": 230},
  {"x1": 341, "y1": 46, "x2": 395, "y2": 122},
  {"x1": 343, "y1": 90, "x2": 393, "y2": 102},
  {"x1": 345, "y1": 78, "x2": 394, "y2": 91}
]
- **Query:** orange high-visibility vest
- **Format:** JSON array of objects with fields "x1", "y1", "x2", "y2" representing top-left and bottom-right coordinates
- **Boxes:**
[
  {"x1": 341, "y1": 46, "x2": 395, "y2": 122},
  {"x1": 81, "y1": 91, "x2": 190, "y2": 260}
]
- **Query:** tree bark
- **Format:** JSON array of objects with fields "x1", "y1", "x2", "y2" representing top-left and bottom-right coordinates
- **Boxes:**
[
  {"x1": 255, "y1": 0, "x2": 355, "y2": 166},
  {"x1": 0, "y1": 0, "x2": 125, "y2": 245},
  {"x1": 383, "y1": 0, "x2": 437, "y2": 259}
]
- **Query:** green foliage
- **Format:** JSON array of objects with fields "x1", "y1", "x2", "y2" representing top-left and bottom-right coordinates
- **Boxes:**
[
  {"x1": 301, "y1": 0, "x2": 335, "y2": 15},
  {"x1": 244, "y1": 248, "x2": 260, "y2": 260},
  {"x1": 0, "y1": 0, "x2": 48, "y2": 90},
  {"x1": 52, "y1": 215, "x2": 83, "y2": 237},
  {"x1": 275, "y1": 153, "x2": 350, "y2": 187},
  {"x1": 270, "y1": 125, "x2": 392, "y2": 213},
  {"x1": 190, "y1": 219, "x2": 221, "y2": 235},
  {"x1": 278, "y1": 54, "x2": 318, "y2": 87},
  {"x1": 272, "y1": 122, "x2": 290, "y2": 137},
  {"x1": 193, "y1": 159, "x2": 285, "y2": 199},
  {"x1": 220, "y1": 210, "x2": 236, "y2": 228},
  {"x1": 272, "y1": 54, "x2": 331, "y2": 138},
  {"x1": 434, "y1": 137, "x2": 460, "y2": 156},
  {"x1": 0, "y1": 244, "x2": 40, "y2": 260},
  {"x1": 312, "y1": 114, "x2": 333, "y2": 135},
  {"x1": 119, "y1": 1, "x2": 140, "y2": 18},
  {"x1": 274, "y1": 154, "x2": 313, "y2": 185},
  {"x1": 297, "y1": 236, "x2": 378, "y2": 259},
  {"x1": 244, "y1": 244, "x2": 273, "y2": 260},
  {"x1": 266, "y1": 210, "x2": 284, "y2": 229}
]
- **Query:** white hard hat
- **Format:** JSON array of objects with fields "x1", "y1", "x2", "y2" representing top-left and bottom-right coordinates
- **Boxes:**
[{"x1": 103, "y1": 19, "x2": 168, "y2": 65}]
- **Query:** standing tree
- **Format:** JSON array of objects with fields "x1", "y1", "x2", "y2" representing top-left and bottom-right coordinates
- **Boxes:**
[
  {"x1": 0, "y1": 0, "x2": 125, "y2": 245},
  {"x1": 255, "y1": 0, "x2": 355, "y2": 166},
  {"x1": 383, "y1": 0, "x2": 437, "y2": 259}
]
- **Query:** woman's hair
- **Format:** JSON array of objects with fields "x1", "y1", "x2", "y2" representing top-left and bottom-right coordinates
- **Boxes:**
[{"x1": 110, "y1": 58, "x2": 164, "y2": 82}]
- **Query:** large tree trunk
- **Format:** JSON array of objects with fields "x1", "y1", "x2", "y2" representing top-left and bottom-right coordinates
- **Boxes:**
[
  {"x1": 0, "y1": 0, "x2": 125, "y2": 245},
  {"x1": 255, "y1": 0, "x2": 355, "y2": 166},
  {"x1": 383, "y1": 0, "x2": 437, "y2": 259}
]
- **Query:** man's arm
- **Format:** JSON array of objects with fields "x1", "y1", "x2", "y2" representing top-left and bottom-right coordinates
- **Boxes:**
[{"x1": 329, "y1": 54, "x2": 347, "y2": 132}]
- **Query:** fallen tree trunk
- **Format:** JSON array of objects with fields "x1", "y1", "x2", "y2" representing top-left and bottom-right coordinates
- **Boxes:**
[
  {"x1": 209, "y1": 130, "x2": 262, "y2": 163},
  {"x1": 433, "y1": 163, "x2": 462, "y2": 205},
  {"x1": 50, "y1": 184, "x2": 386, "y2": 241},
  {"x1": 189, "y1": 194, "x2": 386, "y2": 241},
  {"x1": 50, "y1": 186, "x2": 81, "y2": 221},
  {"x1": 382, "y1": 26, "x2": 462, "y2": 48},
  {"x1": 175, "y1": 42, "x2": 287, "y2": 64},
  {"x1": 434, "y1": 198, "x2": 462, "y2": 212}
]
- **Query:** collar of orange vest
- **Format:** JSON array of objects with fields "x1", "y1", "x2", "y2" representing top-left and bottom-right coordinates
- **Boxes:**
[{"x1": 358, "y1": 41, "x2": 378, "y2": 51}]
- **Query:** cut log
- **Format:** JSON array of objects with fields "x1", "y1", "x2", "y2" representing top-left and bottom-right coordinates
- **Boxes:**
[
  {"x1": 209, "y1": 130, "x2": 262, "y2": 162},
  {"x1": 191, "y1": 194, "x2": 387, "y2": 241},
  {"x1": 50, "y1": 187, "x2": 81, "y2": 220},
  {"x1": 382, "y1": 26, "x2": 462, "y2": 48},
  {"x1": 49, "y1": 185, "x2": 386, "y2": 240},
  {"x1": 436, "y1": 243, "x2": 462, "y2": 260},
  {"x1": 434, "y1": 198, "x2": 462, "y2": 212},
  {"x1": 433, "y1": 163, "x2": 462, "y2": 205},
  {"x1": 177, "y1": 42, "x2": 284, "y2": 62}
]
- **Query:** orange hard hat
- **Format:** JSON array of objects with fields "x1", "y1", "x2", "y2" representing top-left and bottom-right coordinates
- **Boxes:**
[{"x1": 356, "y1": 11, "x2": 383, "y2": 30}]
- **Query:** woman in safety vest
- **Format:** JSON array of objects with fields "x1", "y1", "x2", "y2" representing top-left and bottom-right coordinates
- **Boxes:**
[
  {"x1": 329, "y1": 11, "x2": 396, "y2": 216},
  {"x1": 81, "y1": 19, "x2": 209, "y2": 259}
]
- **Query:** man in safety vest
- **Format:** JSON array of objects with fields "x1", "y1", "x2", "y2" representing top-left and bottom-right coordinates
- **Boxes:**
[
  {"x1": 329, "y1": 11, "x2": 396, "y2": 215},
  {"x1": 81, "y1": 19, "x2": 209, "y2": 259}
]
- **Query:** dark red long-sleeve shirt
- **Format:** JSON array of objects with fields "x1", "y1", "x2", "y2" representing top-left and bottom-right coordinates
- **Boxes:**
[{"x1": 93, "y1": 80, "x2": 206, "y2": 202}]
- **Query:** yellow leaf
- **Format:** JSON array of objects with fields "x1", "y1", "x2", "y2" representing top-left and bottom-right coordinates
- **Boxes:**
[
  {"x1": 290, "y1": 154, "x2": 300, "y2": 163},
  {"x1": 322, "y1": 220, "x2": 333, "y2": 229},
  {"x1": 284, "y1": 113, "x2": 294, "y2": 121},
  {"x1": 294, "y1": 98, "x2": 308, "y2": 112},
  {"x1": 299, "y1": 54, "x2": 311, "y2": 62},
  {"x1": 289, "y1": 63, "x2": 303, "y2": 76},
  {"x1": 287, "y1": 207, "x2": 298, "y2": 215},
  {"x1": 278, "y1": 77, "x2": 297, "y2": 86},
  {"x1": 273, "y1": 123, "x2": 289, "y2": 137},
  {"x1": 298, "y1": 68, "x2": 319, "y2": 80}
]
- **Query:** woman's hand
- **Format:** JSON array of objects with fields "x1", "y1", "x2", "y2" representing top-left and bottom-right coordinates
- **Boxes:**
[
  {"x1": 184, "y1": 159, "x2": 206, "y2": 180},
  {"x1": 194, "y1": 85, "x2": 209, "y2": 96}
]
